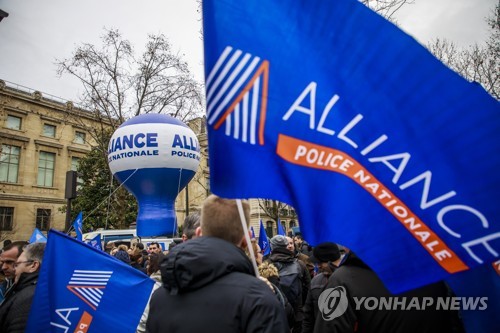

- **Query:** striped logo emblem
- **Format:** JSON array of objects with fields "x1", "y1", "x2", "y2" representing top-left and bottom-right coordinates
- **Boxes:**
[
  {"x1": 206, "y1": 46, "x2": 269, "y2": 145},
  {"x1": 67, "y1": 270, "x2": 113, "y2": 310}
]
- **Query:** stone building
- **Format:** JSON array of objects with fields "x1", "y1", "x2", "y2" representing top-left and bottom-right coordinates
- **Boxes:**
[{"x1": 0, "y1": 80, "x2": 101, "y2": 242}]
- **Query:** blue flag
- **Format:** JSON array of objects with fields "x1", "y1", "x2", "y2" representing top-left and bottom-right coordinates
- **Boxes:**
[
  {"x1": 86, "y1": 234, "x2": 103, "y2": 251},
  {"x1": 26, "y1": 230, "x2": 154, "y2": 332},
  {"x1": 250, "y1": 226, "x2": 256, "y2": 239},
  {"x1": 29, "y1": 228, "x2": 47, "y2": 244},
  {"x1": 277, "y1": 219, "x2": 286, "y2": 236},
  {"x1": 258, "y1": 220, "x2": 270, "y2": 256},
  {"x1": 202, "y1": 0, "x2": 500, "y2": 295},
  {"x1": 73, "y1": 211, "x2": 83, "y2": 241},
  {"x1": 29, "y1": 228, "x2": 47, "y2": 243}
]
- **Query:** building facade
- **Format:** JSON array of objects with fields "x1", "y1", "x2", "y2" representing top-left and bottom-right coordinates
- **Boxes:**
[{"x1": 0, "y1": 80, "x2": 99, "y2": 242}]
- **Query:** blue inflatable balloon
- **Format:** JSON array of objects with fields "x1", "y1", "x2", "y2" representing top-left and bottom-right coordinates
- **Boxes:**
[{"x1": 108, "y1": 114, "x2": 200, "y2": 237}]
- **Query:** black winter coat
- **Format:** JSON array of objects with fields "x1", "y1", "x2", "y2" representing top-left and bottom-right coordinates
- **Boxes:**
[
  {"x1": 0, "y1": 272, "x2": 38, "y2": 333},
  {"x1": 303, "y1": 273, "x2": 330, "y2": 333},
  {"x1": 146, "y1": 236, "x2": 289, "y2": 333},
  {"x1": 313, "y1": 252, "x2": 465, "y2": 333}
]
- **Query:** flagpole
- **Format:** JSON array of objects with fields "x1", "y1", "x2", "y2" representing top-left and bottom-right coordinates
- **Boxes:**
[{"x1": 236, "y1": 199, "x2": 259, "y2": 277}]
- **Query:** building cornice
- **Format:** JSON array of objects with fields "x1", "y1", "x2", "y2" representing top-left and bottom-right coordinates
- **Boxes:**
[{"x1": 0, "y1": 193, "x2": 65, "y2": 204}]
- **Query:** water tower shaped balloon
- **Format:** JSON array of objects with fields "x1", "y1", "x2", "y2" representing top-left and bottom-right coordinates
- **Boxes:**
[{"x1": 108, "y1": 114, "x2": 200, "y2": 237}]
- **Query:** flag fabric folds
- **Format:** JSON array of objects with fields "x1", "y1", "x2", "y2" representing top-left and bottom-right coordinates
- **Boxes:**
[
  {"x1": 72, "y1": 211, "x2": 83, "y2": 241},
  {"x1": 86, "y1": 234, "x2": 103, "y2": 251},
  {"x1": 29, "y1": 228, "x2": 47, "y2": 243},
  {"x1": 258, "y1": 220, "x2": 270, "y2": 256},
  {"x1": 250, "y1": 226, "x2": 256, "y2": 239},
  {"x1": 202, "y1": 0, "x2": 500, "y2": 294},
  {"x1": 277, "y1": 219, "x2": 286, "y2": 236},
  {"x1": 26, "y1": 230, "x2": 154, "y2": 332}
]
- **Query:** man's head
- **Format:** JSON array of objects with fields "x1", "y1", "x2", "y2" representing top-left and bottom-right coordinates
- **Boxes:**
[
  {"x1": 14, "y1": 242, "x2": 45, "y2": 283},
  {"x1": 200, "y1": 194, "x2": 250, "y2": 247},
  {"x1": 182, "y1": 212, "x2": 201, "y2": 242},
  {"x1": 270, "y1": 235, "x2": 290, "y2": 252},
  {"x1": 286, "y1": 236, "x2": 295, "y2": 252},
  {"x1": 148, "y1": 242, "x2": 162, "y2": 254},
  {"x1": 1, "y1": 241, "x2": 28, "y2": 280},
  {"x1": 293, "y1": 235, "x2": 304, "y2": 246},
  {"x1": 310, "y1": 242, "x2": 341, "y2": 276}
]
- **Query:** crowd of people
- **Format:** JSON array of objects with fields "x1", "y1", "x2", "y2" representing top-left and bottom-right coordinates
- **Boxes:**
[{"x1": 0, "y1": 194, "x2": 467, "y2": 332}]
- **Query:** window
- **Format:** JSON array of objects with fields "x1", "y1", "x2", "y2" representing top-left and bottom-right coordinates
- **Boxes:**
[
  {"x1": 74, "y1": 131, "x2": 86, "y2": 144},
  {"x1": 6, "y1": 115, "x2": 21, "y2": 130},
  {"x1": 37, "y1": 151, "x2": 55, "y2": 187},
  {"x1": 43, "y1": 124, "x2": 56, "y2": 138},
  {"x1": 71, "y1": 157, "x2": 83, "y2": 190},
  {"x1": 289, "y1": 220, "x2": 296, "y2": 228},
  {"x1": 36, "y1": 208, "x2": 51, "y2": 231},
  {"x1": 71, "y1": 157, "x2": 80, "y2": 171},
  {"x1": 0, "y1": 145, "x2": 20, "y2": 183},
  {"x1": 0, "y1": 207, "x2": 14, "y2": 231},
  {"x1": 266, "y1": 221, "x2": 274, "y2": 237}
]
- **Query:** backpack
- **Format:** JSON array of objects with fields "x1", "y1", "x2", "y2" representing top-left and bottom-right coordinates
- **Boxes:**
[{"x1": 274, "y1": 260, "x2": 303, "y2": 308}]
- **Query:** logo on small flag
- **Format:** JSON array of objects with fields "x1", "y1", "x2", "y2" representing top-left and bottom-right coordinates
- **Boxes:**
[{"x1": 67, "y1": 270, "x2": 113, "y2": 310}]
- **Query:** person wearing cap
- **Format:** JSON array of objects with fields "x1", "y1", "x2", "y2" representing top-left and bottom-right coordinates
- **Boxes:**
[
  {"x1": 268, "y1": 234, "x2": 311, "y2": 333},
  {"x1": 302, "y1": 242, "x2": 341, "y2": 333}
]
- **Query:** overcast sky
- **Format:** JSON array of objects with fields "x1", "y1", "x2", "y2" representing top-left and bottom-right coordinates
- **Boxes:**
[{"x1": 0, "y1": 0, "x2": 496, "y2": 102}]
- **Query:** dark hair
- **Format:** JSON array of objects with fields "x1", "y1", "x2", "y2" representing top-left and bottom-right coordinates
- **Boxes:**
[
  {"x1": 149, "y1": 242, "x2": 160, "y2": 248},
  {"x1": 136, "y1": 242, "x2": 144, "y2": 250},
  {"x1": 2, "y1": 241, "x2": 28, "y2": 255},
  {"x1": 147, "y1": 253, "x2": 161, "y2": 275},
  {"x1": 183, "y1": 212, "x2": 200, "y2": 240}
]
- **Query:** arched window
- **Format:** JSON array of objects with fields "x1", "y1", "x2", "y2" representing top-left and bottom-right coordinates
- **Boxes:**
[{"x1": 289, "y1": 220, "x2": 296, "y2": 228}]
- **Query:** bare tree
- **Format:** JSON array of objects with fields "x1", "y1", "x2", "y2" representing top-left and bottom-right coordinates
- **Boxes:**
[
  {"x1": 428, "y1": 3, "x2": 499, "y2": 99},
  {"x1": 257, "y1": 199, "x2": 297, "y2": 230},
  {"x1": 56, "y1": 29, "x2": 204, "y2": 148},
  {"x1": 362, "y1": 0, "x2": 414, "y2": 20}
]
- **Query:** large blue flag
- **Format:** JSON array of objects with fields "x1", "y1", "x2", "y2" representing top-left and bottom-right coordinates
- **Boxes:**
[
  {"x1": 202, "y1": 0, "x2": 500, "y2": 295},
  {"x1": 258, "y1": 220, "x2": 270, "y2": 256},
  {"x1": 26, "y1": 230, "x2": 154, "y2": 332},
  {"x1": 29, "y1": 228, "x2": 47, "y2": 243},
  {"x1": 73, "y1": 211, "x2": 83, "y2": 241}
]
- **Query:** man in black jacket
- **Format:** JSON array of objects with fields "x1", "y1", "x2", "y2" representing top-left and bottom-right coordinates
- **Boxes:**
[
  {"x1": 0, "y1": 242, "x2": 45, "y2": 333},
  {"x1": 313, "y1": 251, "x2": 465, "y2": 333},
  {"x1": 147, "y1": 195, "x2": 289, "y2": 333},
  {"x1": 268, "y1": 235, "x2": 311, "y2": 333},
  {"x1": 303, "y1": 242, "x2": 341, "y2": 333}
]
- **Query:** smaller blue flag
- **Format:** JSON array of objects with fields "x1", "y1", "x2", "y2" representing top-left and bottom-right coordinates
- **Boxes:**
[
  {"x1": 86, "y1": 234, "x2": 103, "y2": 251},
  {"x1": 29, "y1": 228, "x2": 47, "y2": 243},
  {"x1": 277, "y1": 218, "x2": 286, "y2": 236},
  {"x1": 26, "y1": 229, "x2": 154, "y2": 332},
  {"x1": 72, "y1": 211, "x2": 83, "y2": 241},
  {"x1": 258, "y1": 220, "x2": 270, "y2": 256},
  {"x1": 250, "y1": 226, "x2": 256, "y2": 239}
]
